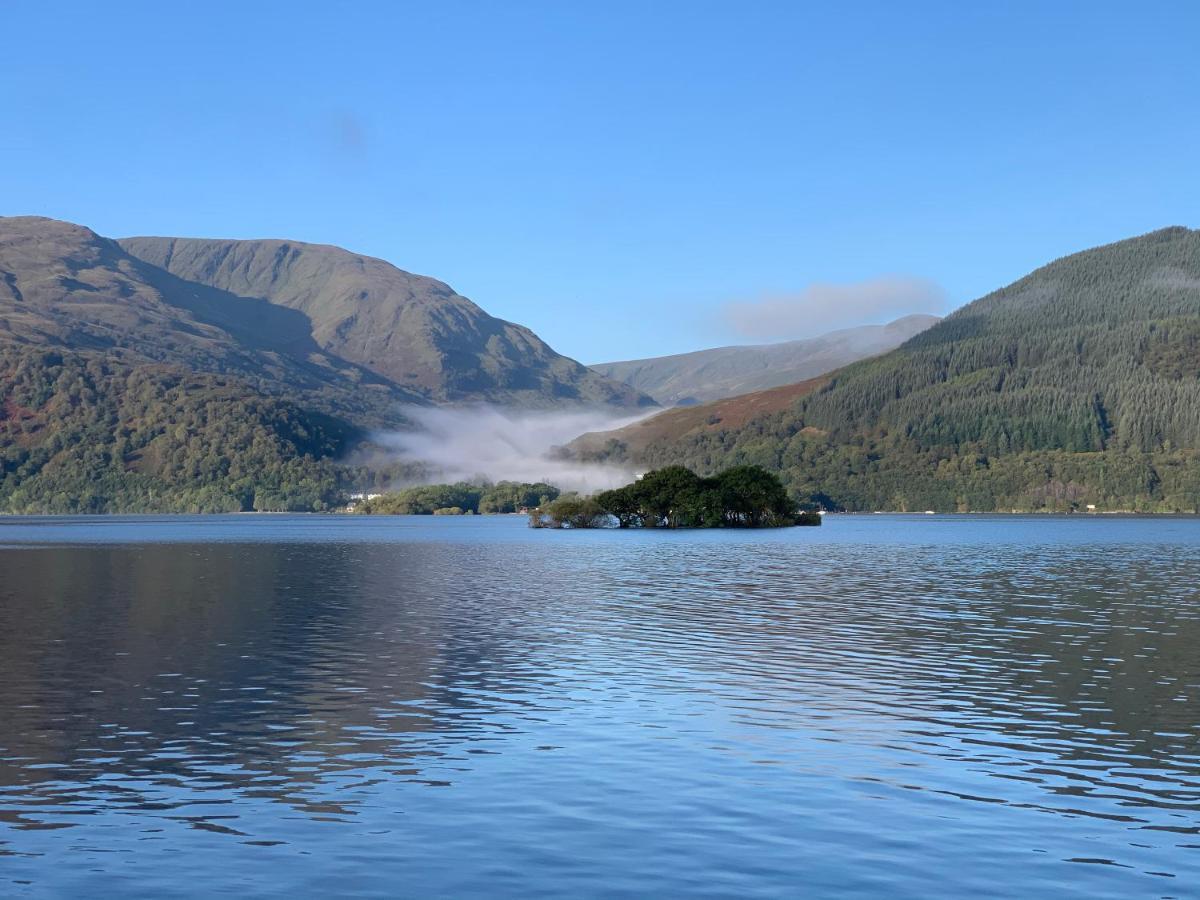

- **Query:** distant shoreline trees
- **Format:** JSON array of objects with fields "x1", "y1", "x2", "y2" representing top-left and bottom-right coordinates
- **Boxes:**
[
  {"x1": 530, "y1": 465, "x2": 821, "y2": 529},
  {"x1": 352, "y1": 481, "x2": 559, "y2": 515}
]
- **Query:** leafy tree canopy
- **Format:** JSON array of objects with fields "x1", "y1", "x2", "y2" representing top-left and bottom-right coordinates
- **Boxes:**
[
  {"x1": 535, "y1": 465, "x2": 816, "y2": 529},
  {"x1": 354, "y1": 480, "x2": 560, "y2": 515}
]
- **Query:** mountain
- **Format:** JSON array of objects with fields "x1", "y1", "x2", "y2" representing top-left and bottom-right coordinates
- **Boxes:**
[
  {"x1": 118, "y1": 234, "x2": 653, "y2": 408},
  {"x1": 0, "y1": 216, "x2": 650, "y2": 412},
  {"x1": 590, "y1": 315, "x2": 938, "y2": 405},
  {"x1": 570, "y1": 227, "x2": 1200, "y2": 513},
  {"x1": 0, "y1": 216, "x2": 420, "y2": 427},
  {"x1": 0, "y1": 216, "x2": 650, "y2": 512}
]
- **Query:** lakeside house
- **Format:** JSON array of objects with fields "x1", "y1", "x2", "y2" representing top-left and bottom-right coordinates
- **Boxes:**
[{"x1": 345, "y1": 492, "x2": 385, "y2": 512}]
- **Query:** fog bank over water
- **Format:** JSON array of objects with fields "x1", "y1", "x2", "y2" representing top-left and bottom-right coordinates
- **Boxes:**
[{"x1": 375, "y1": 405, "x2": 652, "y2": 492}]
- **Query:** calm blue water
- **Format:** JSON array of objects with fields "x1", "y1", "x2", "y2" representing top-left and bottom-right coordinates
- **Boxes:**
[{"x1": 0, "y1": 514, "x2": 1198, "y2": 897}]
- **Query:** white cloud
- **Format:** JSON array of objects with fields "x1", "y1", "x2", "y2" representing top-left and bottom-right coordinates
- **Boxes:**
[
  {"x1": 1148, "y1": 268, "x2": 1200, "y2": 291},
  {"x1": 374, "y1": 405, "x2": 654, "y2": 493},
  {"x1": 721, "y1": 276, "x2": 946, "y2": 340}
]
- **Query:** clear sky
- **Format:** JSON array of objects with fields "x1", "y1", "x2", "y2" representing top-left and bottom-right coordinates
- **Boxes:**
[{"x1": 4, "y1": 1, "x2": 1198, "y2": 362}]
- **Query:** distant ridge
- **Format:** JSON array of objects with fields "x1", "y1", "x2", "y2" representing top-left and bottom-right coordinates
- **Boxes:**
[{"x1": 590, "y1": 315, "x2": 938, "y2": 405}]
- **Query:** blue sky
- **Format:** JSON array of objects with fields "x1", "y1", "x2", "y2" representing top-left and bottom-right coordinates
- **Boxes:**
[{"x1": 3, "y1": 1, "x2": 1198, "y2": 362}]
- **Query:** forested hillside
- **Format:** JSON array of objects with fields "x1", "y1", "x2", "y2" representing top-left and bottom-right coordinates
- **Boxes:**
[
  {"x1": 573, "y1": 227, "x2": 1200, "y2": 512},
  {"x1": 0, "y1": 347, "x2": 355, "y2": 512}
]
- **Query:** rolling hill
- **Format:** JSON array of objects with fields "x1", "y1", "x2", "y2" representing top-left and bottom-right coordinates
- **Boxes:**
[
  {"x1": 570, "y1": 227, "x2": 1200, "y2": 513},
  {"x1": 568, "y1": 376, "x2": 831, "y2": 461},
  {"x1": 590, "y1": 315, "x2": 938, "y2": 405}
]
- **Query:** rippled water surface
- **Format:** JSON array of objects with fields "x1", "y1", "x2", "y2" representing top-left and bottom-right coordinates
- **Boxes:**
[{"x1": 1, "y1": 514, "x2": 1199, "y2": 897}]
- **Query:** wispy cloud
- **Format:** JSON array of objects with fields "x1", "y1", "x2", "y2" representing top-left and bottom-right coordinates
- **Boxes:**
[
  {"x1": 321, "y1": 110, "x2": 369, "y2": 164},
  {"x1": 335, "y1": 112, "x2": 367, "y2": 154},
  {"x1": 721, "y1": 276, "x2": 946, "y2": 341},
  {"x1": 1148, "y1": 268, "x2": 1200, "y2": 291},
  {"x1": 373, "y1": 405, "x2": 654, "y2": 493}
]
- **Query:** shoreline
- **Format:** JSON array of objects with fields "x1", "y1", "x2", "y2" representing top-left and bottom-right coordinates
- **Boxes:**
[{"x1": 2, "y1": 510, "x2": 1200, "y2": 519}]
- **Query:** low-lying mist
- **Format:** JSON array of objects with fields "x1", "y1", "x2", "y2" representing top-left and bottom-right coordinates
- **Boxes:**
[{"x1": 372, "y1": 405, "x2": 653, "y2": 492}]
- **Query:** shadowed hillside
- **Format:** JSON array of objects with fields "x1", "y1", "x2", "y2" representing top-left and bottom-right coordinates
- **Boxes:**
[
  {"x1": 119, "y1": 234, "x2": 654, "y2": 408},
  {"x1": 0, "y1": 217, "x2": 416, "y2": 429}
]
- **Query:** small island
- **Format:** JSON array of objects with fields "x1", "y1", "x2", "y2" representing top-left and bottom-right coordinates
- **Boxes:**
[{"x1": 531, "y1": 465, "x2": 821, "y2": 529}]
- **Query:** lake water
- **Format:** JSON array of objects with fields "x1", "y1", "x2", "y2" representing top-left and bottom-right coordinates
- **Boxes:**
[{"x1": 1, "y1": 515, "x2": 1198, "y2": 898}]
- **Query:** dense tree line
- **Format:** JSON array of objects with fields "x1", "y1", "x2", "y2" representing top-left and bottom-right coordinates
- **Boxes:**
[
  {"x1": 0, "y1": 346, "x2": 572, "y2": 514},
  {"x1": 532, "y1": 465, "x2": 819, "y2": 528},
  {"x1": 353, "y1": 481, "x2": 560, "y2": 515},
  {"x1": 586, "y1": 227, "x2": 1200, "y2": 512},
  {"x1": 0, "y1": 347, "x2": 355, "y2": 513}
]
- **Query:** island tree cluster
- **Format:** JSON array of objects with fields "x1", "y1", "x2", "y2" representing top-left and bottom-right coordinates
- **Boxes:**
[{"x1": 531, "y1": 465, "x2": 819, "y2": 529}]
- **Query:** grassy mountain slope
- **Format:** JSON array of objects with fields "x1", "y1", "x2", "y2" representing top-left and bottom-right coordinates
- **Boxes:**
[
  {"x1": 590, "y1": 314, "x2": 938, "y2": 404},
  {"x1": 0, "y1": 217, "x2": 418, "y2": 429},
  {"x1": 119, "y1": 235, "x2": 653, "y2": 408},
  {"x1": 573, "y1": 227, "x2": 1200, "y2": 512}
]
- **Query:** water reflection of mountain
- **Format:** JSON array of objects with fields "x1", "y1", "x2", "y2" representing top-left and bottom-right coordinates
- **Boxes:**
[
  {"x1": 0, "y1": 541, "x2": 556, "y2": 826},
  {"x1": 1, "y1": 532, "x2": 1198, "y2": 844}
]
